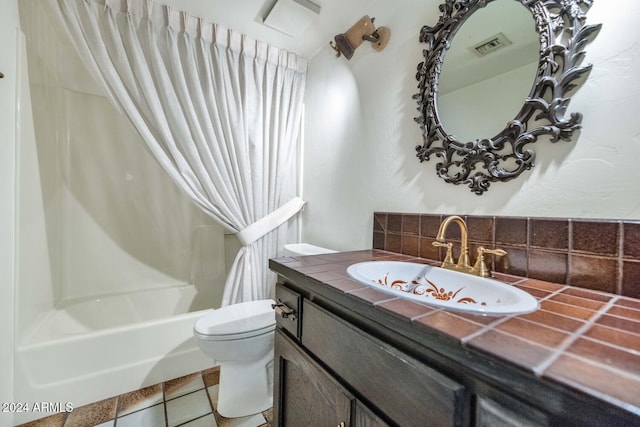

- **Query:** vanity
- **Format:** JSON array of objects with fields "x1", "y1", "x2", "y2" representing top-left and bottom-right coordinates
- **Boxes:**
[{"x1": 269, "y1": 250, "x2": 640, "y2": 426}]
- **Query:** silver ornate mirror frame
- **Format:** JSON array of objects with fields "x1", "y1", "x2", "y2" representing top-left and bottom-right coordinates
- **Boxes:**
[{"x1": 414, "y1": 0, "x2": 601, "y2": 195}]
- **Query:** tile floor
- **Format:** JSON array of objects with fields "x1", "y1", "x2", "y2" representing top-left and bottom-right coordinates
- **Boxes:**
[{"x1": 17, "y1": 367, "x2": 272, "y2": 427}]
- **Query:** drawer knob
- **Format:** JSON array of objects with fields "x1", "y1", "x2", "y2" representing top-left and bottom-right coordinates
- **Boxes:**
[{"x1": 272, "y1": 301, "x2": 296, "y2": 321}]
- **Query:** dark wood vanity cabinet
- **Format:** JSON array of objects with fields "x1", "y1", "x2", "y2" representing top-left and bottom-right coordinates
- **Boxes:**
[
  {"x1": 271, "y1": 257, "x2": 640, "y2": 427},
  {"x1": 273, "y1": 284, "x2": 466, "y2": 427},
  {"x1": 272, "y1": 282, "x2": 570, "y2": 427}
]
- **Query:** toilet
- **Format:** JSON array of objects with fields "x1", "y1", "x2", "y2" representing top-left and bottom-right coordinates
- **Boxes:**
[{"x1": 193, "y1": 243, "x2": 335, "y2": 418}]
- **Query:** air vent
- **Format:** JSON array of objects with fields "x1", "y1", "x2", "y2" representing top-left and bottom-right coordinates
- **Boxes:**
[
  {"x1": 471, "y1": 33, "x2": 512, "y2": 57},
  {"x1": 263, "y1": 0, "x2": 321, "y2": 37}
]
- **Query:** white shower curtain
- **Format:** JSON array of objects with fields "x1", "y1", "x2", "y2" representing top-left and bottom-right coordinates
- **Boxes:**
[{"x1": 49, "y1": 0, "x2": 307, "y2": 305}]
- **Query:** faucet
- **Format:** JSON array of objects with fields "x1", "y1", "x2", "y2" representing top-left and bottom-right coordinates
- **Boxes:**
[
  {"x1": 433, "y1": 215, "x2": 471, "y2": 272},
  {"x1": 432, "y1": 215, "x2": 506, "y2": 277}
]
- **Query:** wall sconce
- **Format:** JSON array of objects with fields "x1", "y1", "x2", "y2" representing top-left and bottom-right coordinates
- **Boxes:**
[{"x1": 330, "y1": 16, "x2": 390, "y2": 60}]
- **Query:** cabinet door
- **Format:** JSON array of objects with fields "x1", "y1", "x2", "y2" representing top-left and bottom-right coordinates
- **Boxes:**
[{"x1": 273, "y1": 329, "x2": 352, "y2": 427}]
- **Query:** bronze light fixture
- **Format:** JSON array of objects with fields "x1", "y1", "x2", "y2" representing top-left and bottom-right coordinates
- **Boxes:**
[{"x1": 330, "y1": 15, "x2": 390, "y2": 60}]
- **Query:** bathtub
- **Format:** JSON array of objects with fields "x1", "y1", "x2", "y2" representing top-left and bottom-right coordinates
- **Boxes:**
[{"x1": 14, "y1": 285, "x2": 216, "y2": 424}]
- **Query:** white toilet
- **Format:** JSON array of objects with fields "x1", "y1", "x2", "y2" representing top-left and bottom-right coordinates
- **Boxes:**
[
  {"x1": 194, "y1": 299, "x2": 276, "y2": 417},
  {"x1": 193, "y1": 243, "x2": 335, "y2": 418}
]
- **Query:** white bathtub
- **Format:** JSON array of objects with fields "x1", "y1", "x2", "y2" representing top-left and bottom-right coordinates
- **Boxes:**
[{"x1": 14, "y1": 285, "x2": 216, "y2": 424}]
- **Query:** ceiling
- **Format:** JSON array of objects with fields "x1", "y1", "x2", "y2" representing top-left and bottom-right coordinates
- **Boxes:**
[
  {"x1": 439, "y1": 0, "x2": 539, "y2": 93},
  {"x1": 158, "y1": 0, "x2": 375, "y2": 59}
]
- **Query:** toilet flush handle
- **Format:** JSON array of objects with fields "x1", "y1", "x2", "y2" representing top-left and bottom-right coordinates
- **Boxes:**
[{"x1": 272, "y1": 300, "x2": 296, "y2": 321}]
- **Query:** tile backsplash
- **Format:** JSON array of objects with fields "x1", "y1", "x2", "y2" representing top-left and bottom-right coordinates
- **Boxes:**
[{"x1": 373, "y1": 212, "x2": 640, "y2": 299}]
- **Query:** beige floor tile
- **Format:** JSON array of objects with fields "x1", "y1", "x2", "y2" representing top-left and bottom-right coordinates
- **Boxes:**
[
  {"x1": 15, "y1": 369, "x2": 270, "y2": 427},
  {"x1": 262, "y1": 408, "x2": 272, "y2": 423},
  {"x1": 202, "y1": 366, "x2": 221, "y2": 388},
  {"x1": 166, "y1": 390, "x2": 212, "y2": 427},
  {"x1": 216, "y1": 413, "x2": 267, "y2": 427},
  {"x1": 63, "y1": 397, "x2": 117, "y2": 427},
  {"x1": 115, "y1": 403, "x2": 165, "y2": 427},
  {"x1": 165, "y1": 372, "x2": 205, "y2": 400},
  {"x1": 117, "y1": 383, "x2": 163, "y2": 416},
  {"x1": 14, "y1": 412, "x2": 66, "y2": 427},
  {"x1": 181, "y1": 413, "x2": 218, "y2": 426},
  {"x1": 207, "y1": 384, "x2": 220, "y2": 411}
]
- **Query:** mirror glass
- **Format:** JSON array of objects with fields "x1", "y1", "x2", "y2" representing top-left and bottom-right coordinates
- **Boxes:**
[
  {"x1": 437, "y1": 0, "x2": 539, "y2": 142},
  {"x1": 415, "y1": 0, "x2": 600, "y2": 194}
]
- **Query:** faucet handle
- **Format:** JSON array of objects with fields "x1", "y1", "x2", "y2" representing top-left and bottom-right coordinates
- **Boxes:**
[
  {"x1": 473, "y1": 246, "x2": 507, "y2": 277},
  {"x1": 432, "y1": 241, "x2": 455, "y2": 266},
  {"x1": 481, "y1": 247, "x2": 507, "y2": 257}
]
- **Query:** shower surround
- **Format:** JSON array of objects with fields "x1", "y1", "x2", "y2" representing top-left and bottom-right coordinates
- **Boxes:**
[{"x1": 14, "y1": 2, "x2": 226, "y2": 423}]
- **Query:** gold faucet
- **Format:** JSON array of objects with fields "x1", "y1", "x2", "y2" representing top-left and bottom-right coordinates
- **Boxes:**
[
  {"x1": 432, "y1": 215, "x2": 506, "y2": 277},
  {"x1": 434, "y1": 215, "x2": 471, "y2": 273}
]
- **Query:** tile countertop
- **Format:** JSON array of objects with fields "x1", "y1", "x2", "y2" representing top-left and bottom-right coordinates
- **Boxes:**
[{"x1": 269, "y1": 249, "x2": 640, "y2": 418}]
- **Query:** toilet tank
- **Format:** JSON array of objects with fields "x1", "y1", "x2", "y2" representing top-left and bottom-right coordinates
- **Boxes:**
[{"x1": 284, "y1": 243, "x2": 336, "y2": 256}]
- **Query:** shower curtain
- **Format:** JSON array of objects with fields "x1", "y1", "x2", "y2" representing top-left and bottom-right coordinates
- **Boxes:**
[{"x1": 49, "y1": 0, "x2": 307, "y2": 305}]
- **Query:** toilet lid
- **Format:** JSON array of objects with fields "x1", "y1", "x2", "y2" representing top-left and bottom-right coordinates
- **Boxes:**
[{"x1": 194, "y1": 299, "x2": 276, "y2": 340}]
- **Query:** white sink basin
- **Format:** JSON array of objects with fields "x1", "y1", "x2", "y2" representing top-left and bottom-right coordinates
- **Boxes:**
[{"x1": 346, "y1": 261, "x2": 539, "y2": 316}]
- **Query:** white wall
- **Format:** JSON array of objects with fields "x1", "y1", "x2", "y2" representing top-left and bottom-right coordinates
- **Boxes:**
[
  {"x1": 0, "y1": 0, "x2": 18, "y2": 424},
  {"x1": 303, "y1": 0, "x2": 640, "y2": 251},
  {"x1": 438, "y1": 62, "x2": 539, "y2": 143}
]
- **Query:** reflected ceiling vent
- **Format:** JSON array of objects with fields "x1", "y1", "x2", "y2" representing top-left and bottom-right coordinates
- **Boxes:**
[
  {"x1": 471, "y1": 32, "x2": 512, "y2": 57},
  {"x1": 263, "y1": 0, "x2": 321, "y2": 37}
]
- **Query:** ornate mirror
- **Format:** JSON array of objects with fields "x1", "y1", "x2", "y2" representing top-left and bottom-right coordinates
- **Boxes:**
[{"x1": 414, "y1": 0, "x2": 601, "y2": 195}]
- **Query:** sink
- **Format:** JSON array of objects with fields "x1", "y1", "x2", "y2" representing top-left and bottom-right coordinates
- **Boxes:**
[{"x1": 346, "y1": 261, "x2": 539, "y2": 316}]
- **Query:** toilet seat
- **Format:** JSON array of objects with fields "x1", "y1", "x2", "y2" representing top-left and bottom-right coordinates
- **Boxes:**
[{"x1": 194, "y1": 299, "x2": 276, "y2": 341}]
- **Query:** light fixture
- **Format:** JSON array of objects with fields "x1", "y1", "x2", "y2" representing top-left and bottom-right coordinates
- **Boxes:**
[{"x1": 330, "y1": 15, "x2": 390, "y2": 60}]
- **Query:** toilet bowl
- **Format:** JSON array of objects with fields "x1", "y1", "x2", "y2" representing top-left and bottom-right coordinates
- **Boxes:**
[
  {"x1": 194, "y1": 243, "x2": 335, "y2": 418},
  {"x1": 193, "y1": 299, "x2": 276, "y2": 418}
]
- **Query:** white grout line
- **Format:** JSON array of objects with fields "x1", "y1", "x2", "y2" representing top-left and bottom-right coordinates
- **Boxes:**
[
  {"x1": 567, "y1": 219, "x2": 573, "y2": 286},
  {"x1": 458, "y1": 314, "x2": 511, "y2": 344},
  {"x1": 532, "y1": 295, "x2": 621, "y2": 376},
  {"x1": 459, "y1": 284, "x2": 570, "y2": 344},
  {"x1": 617, "y1": 221, "x2": 624, "y2": 295}
]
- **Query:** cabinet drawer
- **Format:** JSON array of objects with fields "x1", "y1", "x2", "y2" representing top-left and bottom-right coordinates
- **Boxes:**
[
  {"x1": 302, "y1": 301, "x2": 466, "y2": 427},
  {"x1": 274, "y1": 284, "x2": 301, "y2": 338}
]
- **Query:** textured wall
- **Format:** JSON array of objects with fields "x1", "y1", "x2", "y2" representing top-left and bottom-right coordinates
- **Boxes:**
[
  {"x1": 303, "y1": 0, "x2": 640, "y2": 252},
  {"x1": 0, "y1": 0, "x2": 17, "y2": 421}
]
